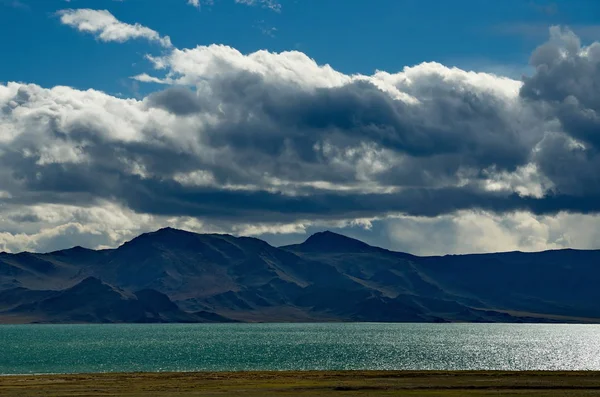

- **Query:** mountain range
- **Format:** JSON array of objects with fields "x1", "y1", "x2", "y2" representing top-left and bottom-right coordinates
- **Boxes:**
[{"x1": 1, "y1": 227, "x2": 599, "y2": 324}]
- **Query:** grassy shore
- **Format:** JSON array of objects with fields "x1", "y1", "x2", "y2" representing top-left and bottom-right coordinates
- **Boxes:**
[{"x1": 2, "y1": 371, "x2": 600, "y2": 396}]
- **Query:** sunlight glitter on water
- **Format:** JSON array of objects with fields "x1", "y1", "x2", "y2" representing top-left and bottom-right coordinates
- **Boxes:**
[{"x1": 1, "y1": 323, "x2": 600, "y2": 374}]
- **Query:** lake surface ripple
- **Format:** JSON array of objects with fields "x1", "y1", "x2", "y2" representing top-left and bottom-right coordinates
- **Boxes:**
[{"x1": 1, "y1": 323, "x2": 599, "y2": 374}]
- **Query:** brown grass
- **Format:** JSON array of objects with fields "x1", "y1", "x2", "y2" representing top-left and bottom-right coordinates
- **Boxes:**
[{"x1": 2, "y1": 371, "x2": 600, "y2": 396}]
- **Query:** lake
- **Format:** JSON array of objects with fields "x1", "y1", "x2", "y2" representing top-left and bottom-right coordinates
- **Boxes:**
[{"x1": 1, "y1": 323, "x2": 599, "y2": 374}]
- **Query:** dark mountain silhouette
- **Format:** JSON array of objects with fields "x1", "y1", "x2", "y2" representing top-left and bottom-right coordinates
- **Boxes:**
[
  {"x1": 285, "y1": 231, "x2": 377, "y2": 253},
  {"x1": 1, "y1": 228, "x2": 599, "y2": 323},
  {"x1": 4, "y1": 277, "x2": 234, "y2": 324}
]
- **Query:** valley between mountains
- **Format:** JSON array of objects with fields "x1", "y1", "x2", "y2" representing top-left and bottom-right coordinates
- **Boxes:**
[{"x1": 1, "y1": 228, "x2": 599, "y2": 324}]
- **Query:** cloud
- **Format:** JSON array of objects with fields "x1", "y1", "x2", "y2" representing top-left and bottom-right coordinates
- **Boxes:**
[
  {"x1": 493, "y1": 23, "x2": 600, "y2": 42},
  {"x1": 521, "y1": 26, "x2": 600, "y2": 196},
  {"x1": 145, "y1": 87, "x2": 206, "y2": 115},
  {"x1": 186, "y1": 0, "x2": 215, "y2": 8},
  {"x1": 186, "y1": 0, "x2": 278, "y2": 11},
  {"x1": 235, "y1": 0, "x2": 281, "y2": 12},
  {"x1": 386, "y1": 211, "x2": 600, "y2": 256},
  {"x1": 57, "y1": 9, "x2": 172, "y2": 47},
  {"x1": 2, "y1": 25, "x2": 600, "y2": 252},
  {"x1": 0, "y1": 0, "x2": 29, "y2": 10},
  {"x1": 254, "y1": 20, "x2": 277, "y2": 37}
]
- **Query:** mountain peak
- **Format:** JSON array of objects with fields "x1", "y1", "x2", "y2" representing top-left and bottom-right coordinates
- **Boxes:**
[
  {"x1": 151, "y1": 227, "x2": 192, "y2": 236},
  {"x1": 156, "y1": 226, "x2": 180, "y2": 233},
  {"x1": 66, "y1": 277, "x2": 134, "y2": 300},
  {"x1": 295, "y1": 231, "x2": 373, "y2": 253},
  {"x1": 121, "y1": 227, "x2": 195, "y2": 247},
  {"x1": 74, "y1": 276, "x2": 105, "y2": 288},
  {"x1": 80, "y1": 276, "x2": 102, "y2": 283},
  {"x1": 49, "y1": 245, "x2": 94, "y2": 256},
  {"x1": 306, "y1": 230, "x2": 348, "y2": 241}
]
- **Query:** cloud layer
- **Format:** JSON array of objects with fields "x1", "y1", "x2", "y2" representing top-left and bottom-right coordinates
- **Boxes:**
[
  {"x1": 2, "y1": 15, "x2": 600, "y2": 253},
  {"x1": 234, "y1": 0, "x2": 281, "y2": 12},
  {"x1": 186, "y1": 0, "x2": 281, "y2": 11}
]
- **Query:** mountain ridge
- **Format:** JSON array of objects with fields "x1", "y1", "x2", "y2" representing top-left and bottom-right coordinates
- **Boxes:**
[
  {"x1": 7, "y1": 227, "x2": 599, "y2": 258},
  {"x1": 1, "y1": 228, "x2": 599, "y2": 324}
]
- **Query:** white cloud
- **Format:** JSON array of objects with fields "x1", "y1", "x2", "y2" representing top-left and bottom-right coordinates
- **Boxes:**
[
  {"x1": 386, "y1": 211, "x2": 600, "y2": 256},
  {"x1": 235, "y1": 0, "x2": 281, "y2": 12},
  {"x1": 1, "y1": 25, "x2": 600, "y2": 253},
  {"x1": 139, "y1": 45, "x2": 353, "y2": 89},
  {"x1": 187, "y1": 0, "x2": 278, "y2": 10},
  {"x1": 58, "y1": 9, "x2": 172, "y2": 47}
]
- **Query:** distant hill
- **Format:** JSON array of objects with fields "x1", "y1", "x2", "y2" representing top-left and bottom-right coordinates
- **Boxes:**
[
  {"x1": 1, "y1": 228, "x2": 599, "y2": 324},
  {"x1": 3, "y1": 277, "x2": 234, "y2": 324}
]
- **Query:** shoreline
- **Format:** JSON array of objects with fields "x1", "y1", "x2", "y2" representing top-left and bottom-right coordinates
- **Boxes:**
[
  {"x1": 1, "y1": 368, "x2": 599, "y2": 377},
  {"x1": 2, "y1": 370, "x2": 600, "y2": 396}
]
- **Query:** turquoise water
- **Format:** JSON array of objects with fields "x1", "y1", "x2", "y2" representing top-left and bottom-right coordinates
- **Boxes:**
[{"x1": 1, "y1": 323, "x2": 600, "y2": 374}]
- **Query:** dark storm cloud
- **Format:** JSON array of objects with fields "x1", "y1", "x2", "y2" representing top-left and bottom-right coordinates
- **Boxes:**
[
  {"x1": 520, "y1": 27, "x2": 600, "y2": 195},
  {"x1": 121, "y1": 182, "x2": 600, "y2": 220},
  {"x1": 169, "y1": 71, "x2": 538, "y2": 193},
  {"x1": 8, "y1": 213, "x2": 42, "y2": 223},
  {"x1": 206, "y1": 73, "x2": 530, "y2": 168},
  {"x1": 5, "y1": 155, "x2": 600, "y2": 224},
  {"x1": 84, "y1": 175, "x2": 600, "y2": 221}
]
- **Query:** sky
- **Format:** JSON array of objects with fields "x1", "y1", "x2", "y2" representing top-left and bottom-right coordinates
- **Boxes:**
[{"x1": 1, "y1": 0, "x2": 600, "y2": 255}]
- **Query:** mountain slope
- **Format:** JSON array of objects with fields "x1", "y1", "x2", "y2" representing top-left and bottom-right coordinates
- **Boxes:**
[
  {"x1": 1, "y1": 228, "x2": 599, "y2": 323},
  {"x1": 91, "y1": 228, "x2": 353, "y2": 300},
  {"x1": 284, "y1": 232, "x2": 600, "y2": 320},
  {"x1": 2, "y1": 277, "x2": 230, "y2": 324},
  {"x1": 416, "y1": 250, "x2": 600, "y2": 318}
]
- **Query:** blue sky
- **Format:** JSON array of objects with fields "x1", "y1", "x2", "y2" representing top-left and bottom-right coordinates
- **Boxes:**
[
  {"x1": 2, "y1": 0, "x2": 598, "y2": 95},
  {"x1": 1, "y1": 0, "x2": 600, "y2": 254}
]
